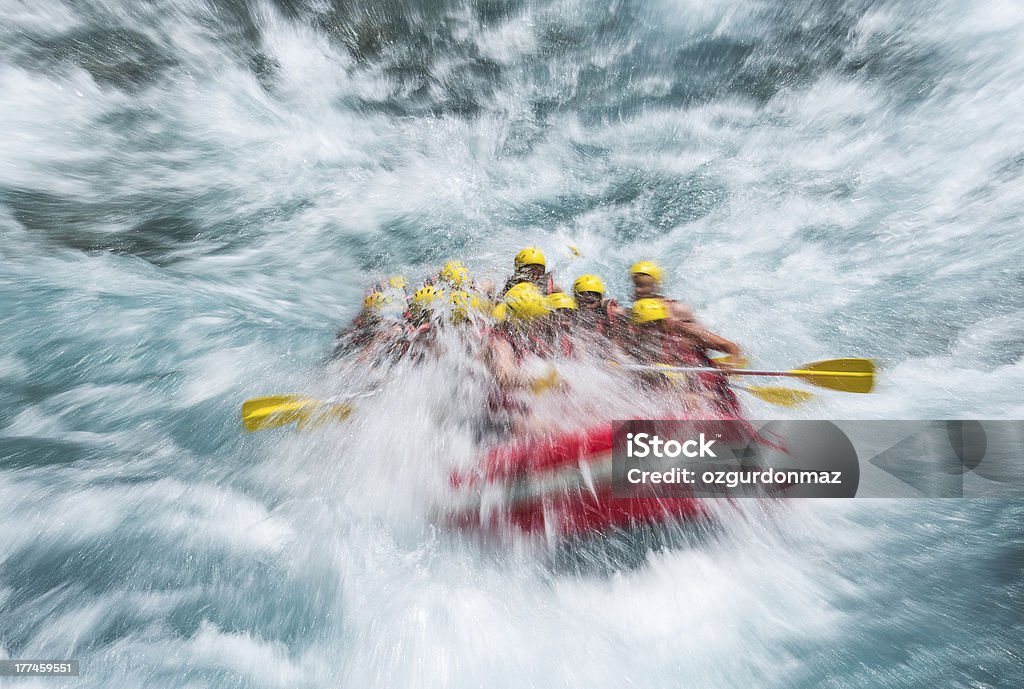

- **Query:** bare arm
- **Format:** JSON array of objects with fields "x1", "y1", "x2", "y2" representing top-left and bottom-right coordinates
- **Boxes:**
[
  {"x1": 485, "y1": 337, "x2": 526, "y2": 388},
  {"x1": 673, "y1": 319, "x2": 742, "y2": 359},
  {"x1": 664, "y1": 301, "x2": 740, "y2": 357},
  {"x1": 697, "y1": 328, "x2": 742, "y2": 359}
]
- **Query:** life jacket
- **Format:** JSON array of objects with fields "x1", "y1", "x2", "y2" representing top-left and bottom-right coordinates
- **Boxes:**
[
  {"x1": 658, "y1": 333, "x2": 740, "y2": 415},
  {"x1": 595, "y1": 298, "x2": 618, "y2": 336},
  {"x1": 330, "y1": 310, "x2": 382, "y2": 358},
  {"x1": 574, "y1": 299, "x2": 617, "y2": 358},
  {"x1": 392, "y1": 321, "x2": 433, "y2": 362},
  {"x1": 576, "y1": 298, "x2": 615, "y2": 331},
  {"x1": 649, "y1": 297, "x2": 739, "y2": 413},
  {"x1": 695, "y1": 349, "x2": 741, "y2": 415},
  {"x1": 483, "y1": 327, "x2": 550, "y2": 420},
  {"x1": 557, "y1": 332, "x2": 574, "y2": 358},
  {"x1": 504, "y1": 325, "x2": 553, "y2": 362}
]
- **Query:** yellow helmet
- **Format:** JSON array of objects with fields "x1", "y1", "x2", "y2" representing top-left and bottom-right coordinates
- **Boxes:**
[
  {"x1": 449, "y1": 290, "x2": 482, "y2": 322},
  {"x1": 546, "y1": 292, "x2": 578, "y2": 310},
  {"x1": 504, "y1": 282, "x2": 550, "y2": 321},
  {"x1": 630, "y1": 261, "x2": 663, "y2": 283},
  {"x1": 363, "y1": 292, "x2": 387, "y2": 309},
  {"x1": 439, "y1": 261, "x2": 470, "y2": 287},
  {"x1": 632, "y1": 298, "x2": 669, "y2": 324},
  {"x1": 514, "y1": 247, "x2": 546, "y2": 269},
  {"x1": 491, "y1": 302, "x2": 509, "y2": 323},
  {"x1": 572, "y1": 274, "x2": 605, "y2": 296},
  {"x1": 412, "y1": 285, "x2": 441, "y2": 306},
  {"x1": 387, "y1": 275, "x2": 407, "y2": 289},
  {"x1": 505, "y1": 282, "x2": 541, "y2": 300}
]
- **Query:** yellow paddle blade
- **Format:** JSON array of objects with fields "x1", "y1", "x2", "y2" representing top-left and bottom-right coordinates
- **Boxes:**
[
  {"x1": 241, "y1": 395, "x2": 352, "y2": 432},
  {"x1": 530, "y1": 369, "x2": 561, "y2": 394},
  {"x1": 654, "y1": 362, "x2": 688, "y2": 385},
  {"x1": 567, "y1": 244, "x2": 581, "y2": 257},
  {"x1": 710, "y1": 355, "x2": 749, "y2": 369},
  {"x1": 738, "y1": 385, "x2": 815, "y2": 408},
  {"x1": 295, "y1": 403, "x2": 354, "y2": 430},
  {"x1": 242, "y1": 395, "x2": 306, "y2": 414},
  {"x1": 789, "y1": 358, "x2": 876, "y2": 393},
  {"x1": 242, "y1": 395, "x2": 313, "y2": 431}
]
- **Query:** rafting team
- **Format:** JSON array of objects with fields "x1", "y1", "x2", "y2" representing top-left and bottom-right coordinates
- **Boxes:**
[{"x1": 333, "y1": 247, "x2": 745, "y2": 433}]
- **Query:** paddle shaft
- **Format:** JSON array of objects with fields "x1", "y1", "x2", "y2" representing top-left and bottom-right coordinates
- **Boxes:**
[
  {"x1": 316, "y1": 389, "x2": 379, "y2": 406},
  {"x1": 623, "y1": 365, "x2": 867, "y2": 379}
]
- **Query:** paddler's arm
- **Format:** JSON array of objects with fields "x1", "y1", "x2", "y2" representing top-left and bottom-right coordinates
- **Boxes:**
[
  {"x1": 485, "y1": 335, "x2": 559, "y2": 391},
  {"x1": 672, "y1": 318, "x2": 743, "y2": 363},
  {"x1": 484, "y1": 337, "x2": 527, "y2": 389},
  {"x1": 699, "y1": 329, "x2": 742, "y2": 360},
  {"x1": 665, "y1": 301, "x2": 741, "y2": 356}
]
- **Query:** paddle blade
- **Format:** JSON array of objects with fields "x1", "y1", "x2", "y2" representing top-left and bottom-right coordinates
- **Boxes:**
[
  {"x1": 242, "y1": 397, "x2": 354, "y2": 432},
  {"x1": 710, "y1": 355, "x2": 749, "y2": 369},
  {"x1": 791, "y1": 358, "x2": 876, "y2": 393},
  {"x1": 242, "y1": 395, "x2": 321, "y2": 432},
  {"x1": 739, "y1": 385, "x2": 815, "y2": 408},
  {"x1": 530, "y1": 369, "x2": 561, "y2": 394},
  {"x1": 242, "y1": 395, "x2": 304, "y2": 415},
  {"x1": 654, "y1": 362, "x2": 689, "y2": 385},
  {"x1": 296, "y1": 402, "x2": 354, "y2": 430}
]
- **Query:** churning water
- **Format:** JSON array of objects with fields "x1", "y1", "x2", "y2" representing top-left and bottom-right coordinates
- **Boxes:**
[{"x1": 1, "y1": 0, "x2": 1022, "y2": 687}]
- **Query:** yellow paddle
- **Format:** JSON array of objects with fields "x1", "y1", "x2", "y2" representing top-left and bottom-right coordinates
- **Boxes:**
[
  {"x1": 652, "y1": 364, "x2": 813, "y2": 407},
  {"x1": 626, "y1": 358, "x2": 876, "y2": 394},
  {"x1": 648, "y1": 363, "x2": 812, "y2": 407},
  {"x1": 241, "y1": 395, "x2": 354, "y2": 432},
  {"x1": 710, "y1": 356, "x2": 810, "y2": 406}
]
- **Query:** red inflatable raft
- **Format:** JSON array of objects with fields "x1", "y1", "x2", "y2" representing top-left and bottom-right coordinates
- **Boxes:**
[{"x1": 446, "y1": 417, "x2": 773, "y2": 537}]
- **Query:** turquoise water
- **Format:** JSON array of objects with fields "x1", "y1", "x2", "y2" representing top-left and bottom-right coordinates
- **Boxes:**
[{"x1": 1, "y1": 0, "x2": 1022, "y2": 687}]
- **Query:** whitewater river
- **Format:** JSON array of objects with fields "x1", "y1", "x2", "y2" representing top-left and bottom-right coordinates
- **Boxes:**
[{"x1": 1, "y1": 0, "x2": 1022, "y2": 687}]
